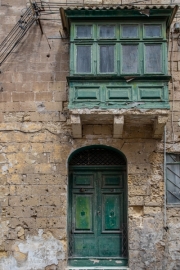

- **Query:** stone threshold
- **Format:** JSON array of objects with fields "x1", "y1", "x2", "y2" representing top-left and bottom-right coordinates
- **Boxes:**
[{"x1": 67, "y1": 267, "x2": 130, "y2": 270}]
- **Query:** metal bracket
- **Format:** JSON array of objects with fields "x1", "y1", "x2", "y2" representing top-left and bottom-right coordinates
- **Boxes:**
[{"x1": 29, "y1": 0, "x2": 43, "y2": 34}]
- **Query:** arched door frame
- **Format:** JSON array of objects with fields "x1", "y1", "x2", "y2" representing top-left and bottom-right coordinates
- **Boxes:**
[{"x1": 68, "y1": 145, "x2": 128, "y2": 267}]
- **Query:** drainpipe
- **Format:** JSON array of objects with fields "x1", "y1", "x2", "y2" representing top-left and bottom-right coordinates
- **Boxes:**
[
  {"x1": 163, "y1": 125, "x2": 168, "y2": 270},
  {"x1": 164, "y1": 125, "x2": 167, "y2": 229}
]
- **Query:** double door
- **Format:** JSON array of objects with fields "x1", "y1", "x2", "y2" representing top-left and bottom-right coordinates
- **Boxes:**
[{"x1": 68, "y1": 166, "x2": 127, "y2": 267}]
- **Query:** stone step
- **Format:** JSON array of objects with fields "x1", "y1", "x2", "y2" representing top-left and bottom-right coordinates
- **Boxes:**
[{"x1": 67, "y1": 267, "x2": 130, "y2": 270}]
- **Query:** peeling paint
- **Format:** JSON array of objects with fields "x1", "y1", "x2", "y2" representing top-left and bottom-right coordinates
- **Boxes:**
[
  {"x1": 89, "y1": 259, "x2": 100, "y2": 264},
  {"x1": 115, "y1": 260, "x2": 123, "y2": 263}
]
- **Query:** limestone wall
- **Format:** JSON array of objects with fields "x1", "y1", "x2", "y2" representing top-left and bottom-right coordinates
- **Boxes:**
[{"x1": 0, "y1": 0, "x2": 180, "y2": 270}]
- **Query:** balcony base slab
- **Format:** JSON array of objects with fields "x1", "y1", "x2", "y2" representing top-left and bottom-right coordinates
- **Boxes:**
[{"x1": 70, "y1": 108, "x2": 169, "y2": 139}]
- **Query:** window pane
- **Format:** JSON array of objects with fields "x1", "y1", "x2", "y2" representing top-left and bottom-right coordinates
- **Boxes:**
[
  {"x1": 167, "y1": 154, "x2": 180, "y2": 163},
  {"x1": 122, "y1": 25, "x2": 138, "y2": 38},
  {"x1": 76, "y1": 46, "x2": 91, "y2": 73},
  {"x1": 100, "y1": 45, "x2": 114, "y2": 73},
  {"x1": 167, "y1": 164, "x2": 180, "y2": 204},
  {"x1": 122, "y1": 45, "x2": 138, "y2": 73},
  {"x1": 145, "y1": 44, "x2": 162, "y2": 73},
  {"x1": 144, "y1": 25, "x2": 161, "y2": 37},
  {"x1": 99, "y1": 25, "x2": 115, "y2": 38},
  {"x1": 76, "y1": 26, "x2": 92, "y2": 38}
]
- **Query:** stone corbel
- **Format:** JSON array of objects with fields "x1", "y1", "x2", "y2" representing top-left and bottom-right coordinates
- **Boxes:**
[
  {"x1": 113, "y1": 115, "x2": 124, "y2": 138},
  {"x1": 153, "y1": 115, "x2": 168, "y2": 139},
  {"x1": 70, "y1": 114, "x2": 82, "y2": 138}
]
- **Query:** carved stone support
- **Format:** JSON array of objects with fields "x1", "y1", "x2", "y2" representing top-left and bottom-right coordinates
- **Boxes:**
[
  {"x1": 113, "y1": 115, "x2": 124, "y2": 138},
  {"x1": 70, "y1": 115, "x2": 82, "y2": 138},
  {"x1": 153, "y1": 115, "x2": 168, "y2": 139}
]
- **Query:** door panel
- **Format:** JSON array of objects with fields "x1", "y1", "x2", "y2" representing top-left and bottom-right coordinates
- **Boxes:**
[
  {"x1": 98, "y1": 236, "x2": 122, "y2": 257},
  {"x1": 74, "y1": 236, "x2": 97, "y2": 257},
  {"x1": 73, "y1": 172, "x2": 94, "y2": 188},
  {"x1": 102, "y1": 194, "x2": 122, "y2": 232},
  {"x1": 102, "y1": 173, "x2": 123, "y2": 188},
  {"x1": 69, "y1": 167, "x2": 127, "y2": 266},
  {"x1": 74, "y1": 194, "x2": 93, "y2": 231}
]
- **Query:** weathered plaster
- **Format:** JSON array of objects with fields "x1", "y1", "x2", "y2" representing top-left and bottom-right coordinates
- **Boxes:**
[{"x1": 0, "y1": 230, "x2": 65, "y2": 270}]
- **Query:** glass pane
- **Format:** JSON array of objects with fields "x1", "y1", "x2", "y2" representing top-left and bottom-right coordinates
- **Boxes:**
[
  {"x1": 122, "y1": 45, "x2": 138, "y2": 73},
  {"x1": 76, "y1": 46, "x2": 91, "y2": 73},
  {"x1": 144, "y1": 25, "x2": 161, "y2": 37},
  {"x1": 76, "y1": 26, "x2": 92, "y2": 38},
  {"x1": 145, "y1": 44, "x2": 162, "y2": 73},
  {"x1": 99, "y1": 25, "x2": 115, "y2": 38},
  {"x1": 167, "y1": 164, "x2": 180, "y2": 204},
  {"x1": 122, "y1": 25, "x2": 138, "y2": 38},
  {"x1": 100, "y1": 45, "x2": 114, "y2": 73},
  {"x1": 167, "y1": 154, "x2": 180, "y2": 163}
]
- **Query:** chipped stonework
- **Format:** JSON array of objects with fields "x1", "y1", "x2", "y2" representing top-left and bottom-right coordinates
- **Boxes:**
[{"x1": 0, "y1": 230, "x2": 65, "y2": 270}]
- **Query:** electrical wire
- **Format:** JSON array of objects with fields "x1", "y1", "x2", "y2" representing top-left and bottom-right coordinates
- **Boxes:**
[
  {"x1": 0, "y1": 9, "x2": 32, "y2": 51},
  {"x1": 0, "y1": 19, "x2": 36, "y2": 65},
  {"x1": 0, "y1": 15, "x2": 34, "y2": 57},
  {"x1": 35, "y1": 1, "x2": 179, "y2": 6},
  {"x1": 0, "y1": 8, "x2": 31, "y2": 48},
  {"x1": 0, "y1": 6, "x2": 36, "y2": 66}
]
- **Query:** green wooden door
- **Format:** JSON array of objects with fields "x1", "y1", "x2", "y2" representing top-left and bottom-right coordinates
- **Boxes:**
[{"x1": 69, "y1": 166, "x2": 127, "y2": 267}]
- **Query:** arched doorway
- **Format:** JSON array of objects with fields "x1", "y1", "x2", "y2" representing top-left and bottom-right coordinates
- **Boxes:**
[{"x1": 68, "y1": 146, "x2": 128, "y2": 267}]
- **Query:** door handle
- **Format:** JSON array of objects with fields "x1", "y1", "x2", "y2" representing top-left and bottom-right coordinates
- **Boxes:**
[{"x1": 97, "y1": 211, "x2": 101, "y2": 216}]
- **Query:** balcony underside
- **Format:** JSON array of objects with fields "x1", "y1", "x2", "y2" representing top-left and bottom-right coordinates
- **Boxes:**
[{"x1": 70, "y1": 109, "x2": 169, "y2": 139}]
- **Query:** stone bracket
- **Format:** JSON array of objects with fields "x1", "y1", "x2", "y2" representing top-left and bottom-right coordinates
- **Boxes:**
[
  {"x1": 153, "y1": 115, "x2": 168, "y2": 139},
  {"x1": 70, "y1": 114, "x2": 82, "y2": 138},
  {"x1": 113, "y1": 115, "x2": 124, "y2": 138}
]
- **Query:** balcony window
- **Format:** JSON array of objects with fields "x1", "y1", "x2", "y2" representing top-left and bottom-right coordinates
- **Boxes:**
[{"x1": 71, "y1": 22, "x2": 166, "y2": 76}]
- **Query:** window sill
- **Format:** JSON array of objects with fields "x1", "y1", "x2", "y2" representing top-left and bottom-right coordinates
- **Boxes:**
[
  {"x1": 166, "y1": 204, "x2": 180, "y2": 208},
  {"x1": 67, "y1": 75, "x2": 171, "y2": 83}
]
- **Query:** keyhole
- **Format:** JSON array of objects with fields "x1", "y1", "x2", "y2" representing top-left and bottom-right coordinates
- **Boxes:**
[
  {"x1": 110, "y1": 211, "x2": 114, "y2": 217},
  {"x1": 81, "y1": 211, "x2": 85, "y2": 216}
]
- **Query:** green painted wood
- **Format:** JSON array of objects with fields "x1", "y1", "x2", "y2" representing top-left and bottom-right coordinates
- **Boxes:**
[
  {"x1": 69, "y1": 167, "x2": 127, "y2": 267},
  {"x1": 75, "y1": 195, "x2": 92, "y2": 230},
  {"x1": 70, "y1": 21, "x2": 167, "y2": 77},
  {"x1": 69, "y1": 258, "x2": 128, "y2": 267},
  {"x1": 65, "y1": 8, "x2": 176, "y2": 28},
  {"x1": 68, "y1": 20, "x2": 170, "y2": 110},
  {"x1": 103, "y1": 194, "x2": 121, "y2": 230},
  {"x1": 68, "y1": 80, "x2": 170, "y2": 110},
  {"x1": 67, "y1": 267, "x2": 129, "y2": 269}
]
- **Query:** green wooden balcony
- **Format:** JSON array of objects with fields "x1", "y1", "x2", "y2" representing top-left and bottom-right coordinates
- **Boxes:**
[
  {"x1": 67, "y1": 77, "x2": 169, "y2": 139},
  {"x1": 60, "y1": 6, "x2": 178, "y2": 139},
  {"x1": 67, "y1": 77, "x2": 170, "y2": 110}
]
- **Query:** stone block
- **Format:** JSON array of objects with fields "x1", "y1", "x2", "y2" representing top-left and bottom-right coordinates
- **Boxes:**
[
  {"x1": 83, "y1": 125, "x2": 93, "y2": 135},
  {"x1": 8, "y1": 196, "x2": 21, "y2": 206},
  {"x1": 32, "y1": 82, "x2": 49, "y2": 92},
  {"x1": 144, "y1": 206, "x2": 162, "y2": 215},
  {"x1": 35, "y1": 92, "x2": 53, "y2": 101},
  {"x1": 129, "y1": 206, "x2": 144, "y2": 217},
  {"x1": 44, "y1": 102, "x2": 63, "y2": 111},
  {"x1": 93, "y1": 125, "x2": 102, "y2": 135},
  {"x1": 53, "y1": 91, "x2": 67, "y2": 102},
  {"x1": 12, "y1": 92, "x2": 34, "y2": 102},
  {"x1": 101, "y1": 125, "x2": 112, "y2": 135},
  {"x1": 129, "y1": 185, "x2": 149, "y2": 196},
  {"x1": 20, "y1": 196, "x2": 39, "y2": 207},
  {"x1": 129, "y1": 196, "x2": 145, "y2": 206},
  {"x1": 0, "y1": 92, "x2": 11, "y2": 102},
  {"x1": 49, "y1": 82, "x2": 66, "y2": 91}
]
